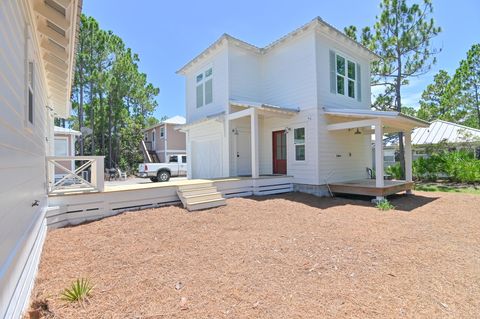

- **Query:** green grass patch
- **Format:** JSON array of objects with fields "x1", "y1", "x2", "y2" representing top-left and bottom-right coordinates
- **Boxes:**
[
  {"x1": 415, "y1": 182, "x2": 480, "y2": 195},
  {"x1": 376, "y1": 199, "x2": 395, "y2": 211}
]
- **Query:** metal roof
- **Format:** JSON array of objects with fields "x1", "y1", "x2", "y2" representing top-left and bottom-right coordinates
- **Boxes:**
[
  {"x1": 412, "y1": 120, "x2": 480, "y2": 145},
  {"x1": 324, "y1": 108, "x2": 430, "y2": 128},
  {"x1": 230, "y1": 99, "x2": 299, "y2": 114},
  {"x1": 54, "y1": 126, "x2": 81, "y2": 136}
]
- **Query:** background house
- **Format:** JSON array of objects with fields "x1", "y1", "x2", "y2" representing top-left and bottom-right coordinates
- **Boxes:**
[
  {"x1": 374, "y1": 120, "x2": 480, "y2": 168},
  {"x1": 142, "y1": 115, "x2": 186, "y2": 163},
  {"x1": 53, "y1": 126, "x2": 80, "y2": 181},
  {"x1": 0, "y1": 0, "x2": 80, "y2": 317}
]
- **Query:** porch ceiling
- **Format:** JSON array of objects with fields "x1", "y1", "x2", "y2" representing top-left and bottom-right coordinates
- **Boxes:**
[
  {"x1": 324, "y1": 108, "x2": 429, "y2": 132},
  {"x1": 32, "y1": 0, "x2": 81, "y2": 118}
]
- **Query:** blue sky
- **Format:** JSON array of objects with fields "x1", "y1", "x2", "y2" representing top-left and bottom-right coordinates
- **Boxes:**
[{"x1": 83, "y1": 0, "x2": 480, "y2": 119}]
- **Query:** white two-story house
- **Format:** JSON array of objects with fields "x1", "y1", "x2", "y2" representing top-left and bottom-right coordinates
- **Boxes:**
[{"x1": 177, "y1": 17, "x2": 428, "y2": 198}]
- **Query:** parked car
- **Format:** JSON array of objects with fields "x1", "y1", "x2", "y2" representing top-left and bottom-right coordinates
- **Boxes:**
[{"x1": 137, "y1": 154, "x2": 187, "y2": 182}]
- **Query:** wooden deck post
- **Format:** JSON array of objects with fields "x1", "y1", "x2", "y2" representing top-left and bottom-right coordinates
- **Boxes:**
[
  {"x1": 404, "y1": 130, "x2": 413, "y2": 194},
  {"x1": 251, "y1": 108, "x2": 259, "y2": 178},
  {"x1": 374, "y1": 121, "x2": 384, "y2": 197}
]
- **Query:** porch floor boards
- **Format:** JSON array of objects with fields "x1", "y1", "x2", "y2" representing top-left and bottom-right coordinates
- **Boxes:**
[{"x1": 329, "y1": 179, "x2": 414, "y2": 197}]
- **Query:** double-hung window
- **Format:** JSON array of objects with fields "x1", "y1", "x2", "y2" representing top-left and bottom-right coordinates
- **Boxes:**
[
  {"x1": 336, "y1": 54, "x2": 356, "y2": 98},
  {"x1": 330, "y1": 50, "x2": 361, "y2": 101},
  {"x1": 160, "y1": 126, "x2": 165, "y2": 138},
  {"x1": 294, "y1": 128, "x2": 305, "y2": 161},
  {"x1": 196, "y1": 67, "x2": 213, "y2": 107}
]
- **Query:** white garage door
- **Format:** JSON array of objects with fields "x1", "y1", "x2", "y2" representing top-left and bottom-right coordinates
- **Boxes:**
[{"x1": 191, "y1": 138, "x2": 222, "y2": 179}]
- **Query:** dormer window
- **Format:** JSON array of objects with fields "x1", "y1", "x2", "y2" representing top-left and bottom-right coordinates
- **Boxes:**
[{"x1": 196, "y1": 67, "x2": 213, "y2": 107}]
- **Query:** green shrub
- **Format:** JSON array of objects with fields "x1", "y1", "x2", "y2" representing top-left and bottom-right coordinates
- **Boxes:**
[
  {"x1": 413, "y1": 150, "x2": 480, "y2": 183},
  {"x1": 386, "y1": 163, "x2": 403, "y2": 179},
  {"x1": 61, "y1": 278, "x2": 93, "y2": 303},
  {"x1": 376, "y1": 199, "x2": 395, "y2": 211}
]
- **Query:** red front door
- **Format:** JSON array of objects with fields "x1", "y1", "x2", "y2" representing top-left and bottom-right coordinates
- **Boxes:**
[{"x1": 272, "y1": 130, "x2": 287, "y2": 175}]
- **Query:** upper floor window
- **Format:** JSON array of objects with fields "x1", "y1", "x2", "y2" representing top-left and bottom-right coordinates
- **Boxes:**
[
  {"x1": 330, "y1": 50, "x2": 361, "y2": 102},
  {"x1": 160, "y1": 126, "x2": 165, "y2": 138},
  {"x1": 196, "y1": 67, "x2": 213, "y2": 108},
  {"x1": 336, "y1": 54, "x2": 356, "y2": 98},
  {"x1": 27, "y1": 61, "x2": 34, "y2": 125},
  {"x1": 152, "y1": 130, "x2": 155, "y2": 144}
]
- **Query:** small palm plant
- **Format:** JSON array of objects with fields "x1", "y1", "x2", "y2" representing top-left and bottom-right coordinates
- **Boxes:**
[
  {"x1": 61, "y1": 278, "x2": 93, "y2": 303},
  {"x1": 376, "y1": 199, "x2": 395, "y2": 211}
]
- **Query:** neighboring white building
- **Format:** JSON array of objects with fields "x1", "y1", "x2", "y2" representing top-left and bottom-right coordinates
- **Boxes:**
[
  {"x1": 54, "y1": 126, "x2": 80, "y2": 180},
  {"x1": 177, "y1": 17, "x2": 428, "y2": 196},
  {"x1": 0, "y1": 0, "x2": 80, "y2": 317}
]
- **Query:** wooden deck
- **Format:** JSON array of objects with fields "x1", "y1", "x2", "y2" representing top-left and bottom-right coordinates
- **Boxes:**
[
  {"x1": 329, "y1": 179, "x2": 414, "y2": 197},
  {"x1": 46, "y1": 175, "x2": 293, "y2": 228}
]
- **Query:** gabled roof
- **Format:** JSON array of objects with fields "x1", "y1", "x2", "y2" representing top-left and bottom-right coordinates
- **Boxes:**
[
  {"x1": 412, "y1": 120, "x2": 480, "y2": 145},
  {"x1": 177, "y1": 17, "x2": 379, "y2": 75}
]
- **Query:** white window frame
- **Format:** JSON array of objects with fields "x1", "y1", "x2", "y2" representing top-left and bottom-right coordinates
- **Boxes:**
[
  {"x1": 152, "y1": 129, "x2": 155, "y2": 144},
  {"x1": 195, "y1": 67, "x2": 213, "y2": 108},
  {"x1": 24, "y1": 25, "x2": 35, "y2": 129},
  {"x1": 293, "y1": 127, "x2": 306, "y2": 162},
  {"x1": 160, "y1": 126, "x2": 165, "y2": 138},
  {"x1": 335, "y1": 53, "x2": 357, "y2": 99}
]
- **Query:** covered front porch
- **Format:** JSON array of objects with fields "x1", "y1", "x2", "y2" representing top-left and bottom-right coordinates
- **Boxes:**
[{"x1": 325, "y1": 108, "x2": 429, "y2": 200}]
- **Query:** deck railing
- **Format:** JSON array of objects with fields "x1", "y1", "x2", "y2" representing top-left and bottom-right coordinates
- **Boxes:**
[{"x1": 46, "y1": 156, "x2": 105, "y2": 194}]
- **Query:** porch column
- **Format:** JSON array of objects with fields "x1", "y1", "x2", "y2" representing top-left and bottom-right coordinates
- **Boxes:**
[
  {"x1": 251, "y1": 108, "x2": 259, "y2": 178},
  {"x1": 404, "y1": 130, "x2": 413, "y2": 185},
  {"x1": 374, "y1": 121, "x2": 384, "y2": 189}
]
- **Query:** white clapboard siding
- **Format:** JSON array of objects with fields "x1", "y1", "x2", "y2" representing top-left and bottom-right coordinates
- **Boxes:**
[{"x1": 0, "y1": 0, "x2": 53, "y2": 318}]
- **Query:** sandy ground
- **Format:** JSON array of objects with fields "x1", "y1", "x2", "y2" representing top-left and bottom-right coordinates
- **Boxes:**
[{"x1": 28, "y1": 192, "x2": 480, "y2": 318}]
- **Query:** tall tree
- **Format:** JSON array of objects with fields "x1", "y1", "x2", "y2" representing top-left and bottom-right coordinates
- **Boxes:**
[
  {"x1": 417, "y1": 70, "x2": 462, "y2": 122},
  {"x1": 70, "y1": 15, "x2": 159, "y2": 171},
  {"x1": 455, "y1": 44, "x2": 480, "y2": 128},
  {"x1": 346, "y1": 0, "x2": 441, "y2": 177}
]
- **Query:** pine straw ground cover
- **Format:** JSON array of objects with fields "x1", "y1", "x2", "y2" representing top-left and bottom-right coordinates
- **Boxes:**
[{"x1": 28, "y1": 192, "x2": 480, "y2": 318}]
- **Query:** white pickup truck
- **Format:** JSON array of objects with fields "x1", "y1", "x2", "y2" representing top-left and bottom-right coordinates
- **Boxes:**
[{"x1": 137, "y1": 154, "x2": 187, "y2": 182}]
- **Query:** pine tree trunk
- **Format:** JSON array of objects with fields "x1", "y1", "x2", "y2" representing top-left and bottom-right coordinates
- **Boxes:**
[
  {"x1": 79, "y1": 79, "x2": 84, "y2": 156},
  {"x1": 108, "y1": 97, "x2": 113, "y2": 169},
  {"x1": 396, "y1": 47, "x2": 406, "y2": 180},
  {"x1": 474, "y1": 84, "x2": 480, "y2": 128}
]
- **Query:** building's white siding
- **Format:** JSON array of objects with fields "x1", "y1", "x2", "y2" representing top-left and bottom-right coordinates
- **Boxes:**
[
  {"x1": 228, "y1": 44, "x2": 262, "y2": 102},
  {"x1": 0, "y1": 0, "x2": 52, "y2": 317},
  {"x1": 261, "y1": 31, "x2": 318, "y2": 109},
  {"x1": 185, "y1": 45, "x2": 229, "y2": 123}
]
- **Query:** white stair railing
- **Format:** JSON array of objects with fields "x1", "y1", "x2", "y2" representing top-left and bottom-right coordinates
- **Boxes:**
[{"x1": 46, "y1": 156, "x2": 105, "y2": 194}]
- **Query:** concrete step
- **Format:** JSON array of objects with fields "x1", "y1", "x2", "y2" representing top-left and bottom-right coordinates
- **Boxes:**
[{"x1": 186, "y1": 198, "x2": 226, "y2": 211}]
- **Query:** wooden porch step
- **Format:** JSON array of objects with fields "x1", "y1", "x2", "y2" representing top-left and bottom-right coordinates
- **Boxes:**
[
  {"x1": 186, "y1": 198, "x2": 226, "y2": 211},
  {"x1": 177, "y1": 182, "x2": 226, "y2": 211}
]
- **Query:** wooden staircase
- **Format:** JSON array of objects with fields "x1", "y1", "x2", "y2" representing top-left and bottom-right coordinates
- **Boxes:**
[{"x1": 177, "y1": 182, "x2": 226, "y2": 211}]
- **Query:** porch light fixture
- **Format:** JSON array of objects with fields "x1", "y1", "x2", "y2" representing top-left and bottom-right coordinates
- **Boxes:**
[
  {"x1": 232, "y1": 128, "x2": 239, "y2": 135},
  {"x1": 354, "y1": 128, "x2": 362, "y2": 135},
  {"x1": 284, "y1": 127, "x2": 291, "y2": 134}
]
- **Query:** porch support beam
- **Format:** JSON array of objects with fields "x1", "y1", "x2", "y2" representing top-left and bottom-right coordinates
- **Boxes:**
[
  {"x1": 374, "y1": 121, "x2": 384, "y2": 193},
  {"x1": 251, "y1": 108, "x2": 259, "y2": 178},
  {"x1": 404, "y1": 130, "x2": 413, "y2": 187},
  {"x1": 327, "y1": 118, "x2": 379, "y2": 131}
]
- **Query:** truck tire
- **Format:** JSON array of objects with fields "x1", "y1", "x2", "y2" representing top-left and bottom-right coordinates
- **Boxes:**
[
  {"x1": 150, "y1": 177, "x2": 158, "y2": 182},
  {"x1": 157, "y1": 170, "x2": 171, "y2": 182}
]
